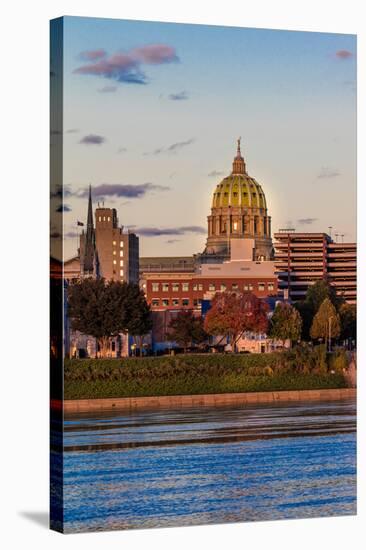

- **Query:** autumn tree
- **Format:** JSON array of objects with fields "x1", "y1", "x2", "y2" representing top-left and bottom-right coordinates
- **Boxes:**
[
  {"x1": 268, "y1": 302, "x2": 302, "y2": 347},
  {"x1": 67, "y1": 279, "x2": 152, "y2": 357},
  {"x1": 310, "y1": 297, "x2": 341, "y2": 350},
  {"x1": 204, "y1": 291, "x2": 268, "y2": 351},
  {"x1": 168, "y1": 311, "x2": 207, "y2": 352}
]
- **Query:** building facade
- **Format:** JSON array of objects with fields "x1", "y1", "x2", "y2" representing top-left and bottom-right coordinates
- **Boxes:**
[
  {"x1": 274, "y1": 231, "x2": 356, "y2": 304},
  {"x1": 79, "y1": 188, "x2": 139, "y2": 284}
]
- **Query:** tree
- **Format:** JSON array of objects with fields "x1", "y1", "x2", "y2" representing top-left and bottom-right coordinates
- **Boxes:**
[
  {"x1": 294, "y1": 300, "x2": 313, "y2": 341},
  {"x1": 305, "y1": 279, "x2": 342, "y2": 312},
  {"x1": 339, "y1": 303, "x2": 356, "y2": 342},
  {"x1": 67, "y1": 279, "x2": 152, "y2": 357},
  {"x1": 118, "y1": 283, "x2": 152, "y2": 355},
  {"x1": 204, "y1": 291, "x2": 268, "y2": 351},
  {"x1": 168, "y1": 311, "x2": 207, "y2": 352},
  {"x1": 310, "y1": 297, "x2": 341, "y2": 350},
  {"x1": 269, "y1": 302, "x2": 302, "y2": 347}
]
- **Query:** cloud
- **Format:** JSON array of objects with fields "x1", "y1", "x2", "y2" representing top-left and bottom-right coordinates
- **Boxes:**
[
  {"x1": 168, "y1": 91, "x2": 189, "y2": 101},
  {"x1": 318, "y1": 167, "x2": 340, "y2": 179},
  {"x1": 145, "y1": 138, "x2": 195, "y2": 155},
  {"x1": 73, "y1": 43, "x2": 178, "y2": 85},
  {"x1": 336, "y1": 50, "x2": 353, "y2": 59},
  {"x1": 50, "y1": 184, "x2": 73, "y2": 199},
  {"x1": 79, "y1": 134, "x2": 106, "y2": 145},
  {"x1": 66, "y1": 128, "x2": 79, "y2": 133},
  {"x1": 166, "y1": 239, "x2": 181, "y2": 244},
  {"x1": 297, "y1": 218, "x2": 318, "y2": 225},
  {"x1": 79, "y1": 49, "x2": 107, "y2": 61},
  {"x1": 117, "y1": 147, "x2": 127, "y2": 154},
  {"x1": 208, "y1": 170, "x2": 224, "y2": 177},
  {"x1": 65, "y1": 231, "x2": 79, "y2": 238},
  {"x1": 56, "y1": 204, "x2": 72, "y2": 212},
  {"x1": 77, "y1": 182, "x2": 169, "y2": 199},
  {"x1": 133, "y1": 225, "x2": 206, "y2": 237},
  {"x1": 98, "y1": 85, "x2": 117, "y2": 93}
]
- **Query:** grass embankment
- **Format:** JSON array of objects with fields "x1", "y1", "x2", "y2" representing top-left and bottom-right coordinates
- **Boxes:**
[{"x1": 64, "y1": 347, "x2": 348, "y2": 400}]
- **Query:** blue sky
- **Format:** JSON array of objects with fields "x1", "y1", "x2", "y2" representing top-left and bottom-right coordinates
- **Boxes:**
[{"x1": 55, "y1": 16, "x2": 356, "y2": 259}]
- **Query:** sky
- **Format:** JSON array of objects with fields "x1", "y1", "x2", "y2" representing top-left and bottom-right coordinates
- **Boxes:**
[{"x1": 51, "y1": 16, "x2": 356, "y2": 260}]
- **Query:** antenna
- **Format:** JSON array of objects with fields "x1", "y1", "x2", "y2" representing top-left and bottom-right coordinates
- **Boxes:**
[
  {"x1": 341, "y1": 234, "x2": 344, "y2": 243},
  {"x1": 335, "y1": 233, "x2": 339, "y2": 243},
  {"x1": 328, "y1": 226, "x2": 333, "y2": 238}
]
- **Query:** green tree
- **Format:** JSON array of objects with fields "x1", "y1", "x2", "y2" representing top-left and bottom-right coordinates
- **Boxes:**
[
  {"x1": 168, "y1": 311, "x2": 207, "y2": 353},
  {"x1": 310, "y1": 297, "x2": 341, "y2": 350},
  {"x1": 68, "y1": 279, "x2": 152, "y2": 357},
  {"x1": 294, "y1": 300, "x2": 313, "y2": 341},
  {"x1": 305, "y1": 279, "x2": 342, "y2": 312},
  {"x1": 339, "y1": 303, "x2": 356, "y2": 342},
  {"x1": 269, "y1": 302, "x2": 302, "y2": 347},
  {"x1": 204, "y1": 291, "x2": 268, "y2": 351}
]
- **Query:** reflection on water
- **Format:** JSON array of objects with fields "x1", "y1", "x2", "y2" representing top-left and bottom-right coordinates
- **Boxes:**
[{"x1": 62, "y1": 399, "x2": 356, "y2": 532}]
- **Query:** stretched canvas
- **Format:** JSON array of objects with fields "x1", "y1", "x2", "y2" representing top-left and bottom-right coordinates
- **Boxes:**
[{"x1": 50, "y1": 16, "x2": 357, "y2": 533}]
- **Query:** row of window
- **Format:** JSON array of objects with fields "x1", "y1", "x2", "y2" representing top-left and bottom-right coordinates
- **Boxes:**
[
  {"x1": 151, "y1": 282, "x2": 275, "y2": 292},
  {"x1": 113, "y1": 250, "x2": 124, "y2": 257},
  {"x1": 112, "y1": 240, "x2": 124, "y2": 248},
  {"x1": 151, "y1": 298, "x2": 202, "y2": 307}
]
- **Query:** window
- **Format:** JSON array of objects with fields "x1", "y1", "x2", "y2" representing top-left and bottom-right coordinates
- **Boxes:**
[
  {"x1": 172, "y1": 299, "x2": 179, "y2": 306},
  {"x1": 232, "y1": 283, "x2": 239, "y2": 291},
  {"x1": 113, "y1": 250, "x2": 116, "y2": 255},
  {"x1": 258, "y1": 283, "x2": 265, "y2": 292},
  {"x1": 120, "y1": 241, "x2": 124, "y2": 247},
  {"x1": 193, "y1": 284, "x2": 198, "y2": 291},
  {"x1": 120, "y1": 260, "x2": 123, "y2": 267},
  {"x1": 182, "y1": 298, "x2": 189, "y2": 306},
  {"x1": 198, "y1": 283, "x2": 203, "y2": 291},
  {"x1": 233, "y1": 221, "x2": 238, "y2": 230},
  {"x1": 209, "y1": 283, "x2": 216, "y2": 291},
  {"x1": 220, "y1": 283, "x2": 227, "y2": 291},
  {"x1": 249, "y1": 283, "x2": 253, "y2": 291},
  {"x1": 162, "y1": 299, "x2": 169, "y2": 307},
  {"x1": 111, "y1": 341, "x2": 116, "y2": 352},
  {"x1": 120, "y1": 269, "x2": 124, "y2": 277},
  {"x1": 182, "y1": 282, "x2": 189, "y2": 292},
  {"x1": 120, "y1": 250, "x2": 123, "y2": 257},
  {"x1": 152, "y1": 299, "x2": 159, "y2": 307},
  {"x1": 113, "y1": 260, "x2": 117, "y2": 265},
  {"x1": 193, "y1": 299, "x2": 202, "y2": 307},
  {"x1": 107, "y1": 216, "x2": 110, "y2": 222},
  {"x1": 103, "y1": 216, "x2": 106, "y2": 221},
  {"x1": 172, "y1": 283, "x2": 179, "y2": 292},
  {"x1": 268, "y1": 283, "x2": 274, "y2": 291},
  {"x1": 113, "y1": 240, "x2": 116, "y2": 246},
  {"x1": 162, "y1": 283, "x2": 169, "y2": 292},
  {"x1": 244, "y1": 284, "x2": 249, "y2": 291},
  {"x1": 99, "y1": 216, "x2": 102, "y2": 222},
  {"x1": 152, "y1": 283, "x2": 159, "y2": 292},
  {"x1": 194, "y1": 283, "x2": 203, "y2": 291}
]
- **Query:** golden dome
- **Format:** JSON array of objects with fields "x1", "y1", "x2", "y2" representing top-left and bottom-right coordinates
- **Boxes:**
[{"x1": 212, "y1": 174, "x2": 267, "y2": 209}]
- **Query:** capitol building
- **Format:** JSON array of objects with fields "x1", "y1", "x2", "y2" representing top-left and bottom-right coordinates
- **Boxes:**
[{"x1": 203, "y1": 138, "x2": 273, "y2": 262}]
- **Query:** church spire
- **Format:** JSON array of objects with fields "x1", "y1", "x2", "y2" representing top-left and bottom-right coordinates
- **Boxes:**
[
  {"x1": 232, "y1": 136, "x2": 246, "y2": 175},
  {"x1": 83, "y1": 184, "x2": 95, "y2": 273}
]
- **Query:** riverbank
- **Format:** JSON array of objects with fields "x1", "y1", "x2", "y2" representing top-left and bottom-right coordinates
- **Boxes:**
[
  {"x1": 57, "y1": 388, "x2": 356, "y2": 414},
  {"x1": 64, "y1": 352, "x2": 350, "y2": 400}
]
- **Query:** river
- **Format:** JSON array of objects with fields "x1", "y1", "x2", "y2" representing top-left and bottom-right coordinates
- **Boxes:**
[{"x1": 62, "y1": 398, "x2": 356, "y2": 532}]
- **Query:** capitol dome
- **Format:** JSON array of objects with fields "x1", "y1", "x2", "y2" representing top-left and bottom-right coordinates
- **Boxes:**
[{"x1": 204, "y1": 139, "x2": 273, "y2": 261}]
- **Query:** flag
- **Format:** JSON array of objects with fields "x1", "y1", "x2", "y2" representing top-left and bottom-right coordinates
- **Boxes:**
[{"x1": 77, "y1": 221, "x2": 84, "y2": 226}]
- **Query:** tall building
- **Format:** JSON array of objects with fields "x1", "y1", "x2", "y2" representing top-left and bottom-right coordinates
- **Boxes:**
[
  {"x1": 201, "y1": 138, "x2": 273, "y2": 262},
  {"x1": 79, "y1": 189, "x2": 139, "y2": 284},
  {"x1": 274, "y1": 231, "x2": 356, "y2": 304}
]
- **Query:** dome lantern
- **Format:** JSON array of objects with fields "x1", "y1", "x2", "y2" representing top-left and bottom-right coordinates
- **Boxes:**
[{"x1": 232, "y1": 137, "x2": 246, "y2": 175}]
